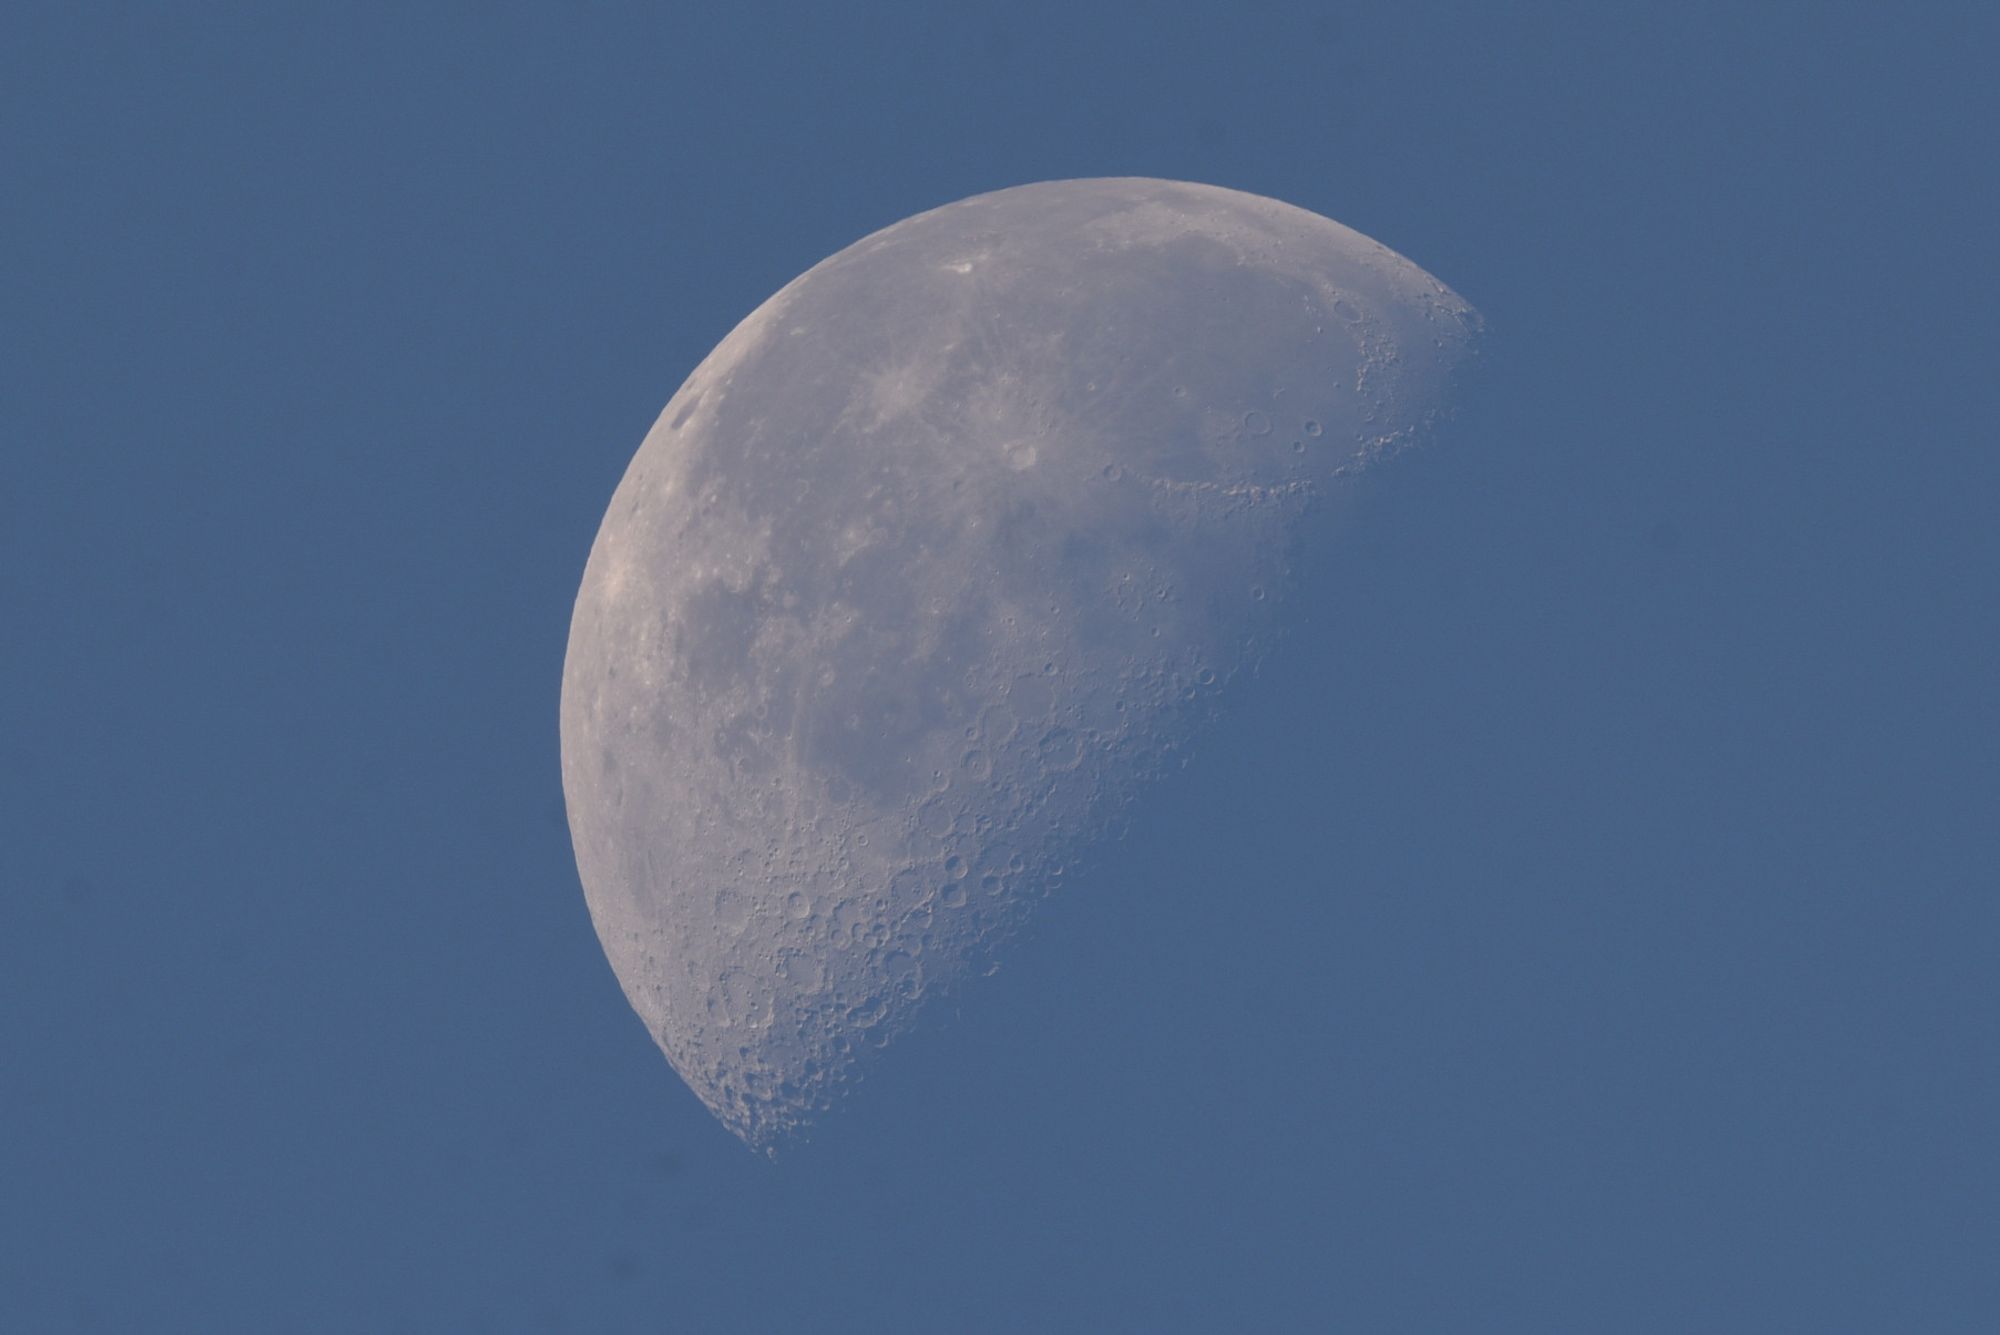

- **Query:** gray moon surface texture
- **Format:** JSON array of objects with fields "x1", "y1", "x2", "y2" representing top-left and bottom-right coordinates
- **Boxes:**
[{"x1": 560, "y1": 178, "x2": 1481, "y2": 1150}]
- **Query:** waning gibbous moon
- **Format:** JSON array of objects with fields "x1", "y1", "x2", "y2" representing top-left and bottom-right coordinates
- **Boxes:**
[{"x1": 560, "y1": 178, "x2": 1481, "y2": 1150}]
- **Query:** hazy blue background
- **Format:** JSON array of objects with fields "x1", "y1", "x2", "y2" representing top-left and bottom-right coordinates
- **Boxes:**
[{"x1": 5, "y1": 4, "x2": 1994, "y2": 1331}]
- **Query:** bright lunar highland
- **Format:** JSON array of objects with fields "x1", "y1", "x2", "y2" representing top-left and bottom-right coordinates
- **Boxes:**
[{"x1": 560, "y1": 178, "x2": 1480, "y2": 1149}]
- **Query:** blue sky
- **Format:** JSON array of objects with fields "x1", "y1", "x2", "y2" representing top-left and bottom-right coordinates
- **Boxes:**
[{"x1": 4, "y1": 5, "x2": 1995, "y2": 1331}]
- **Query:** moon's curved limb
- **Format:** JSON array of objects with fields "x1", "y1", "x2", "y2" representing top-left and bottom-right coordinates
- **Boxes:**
[{"x1": 561, "y1": 178, "x2": 1480, "y2": 1149}]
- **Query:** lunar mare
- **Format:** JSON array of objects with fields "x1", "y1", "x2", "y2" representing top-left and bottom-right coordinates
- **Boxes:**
[{"x1": 561, "y1": 178, "x2": 1479, "y2": 1149}]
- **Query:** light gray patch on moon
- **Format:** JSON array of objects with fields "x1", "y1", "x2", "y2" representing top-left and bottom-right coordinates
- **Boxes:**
[{"x1": 560, "y1": 177, "x2": 1481, "y2": 1150}]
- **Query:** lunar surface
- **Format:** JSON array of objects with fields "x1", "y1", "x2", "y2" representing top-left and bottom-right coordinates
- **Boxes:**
[{"x1": 561, "y1": 178, "x2": 1480, "y2": 1149}]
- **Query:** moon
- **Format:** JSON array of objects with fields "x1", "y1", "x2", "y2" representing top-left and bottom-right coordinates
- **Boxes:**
[{"x1": 561, "y1": 178, "x2": 1480, "y2": 1150}]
